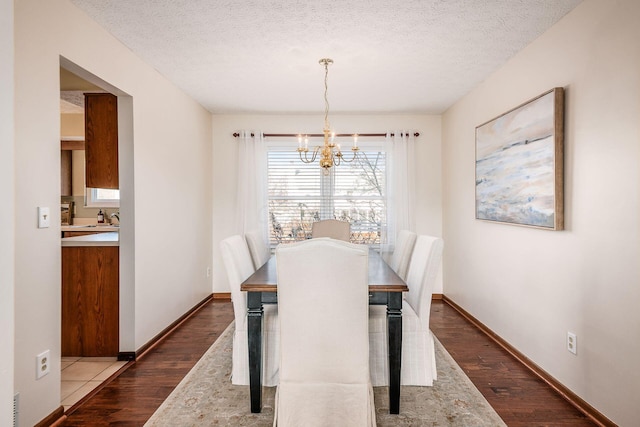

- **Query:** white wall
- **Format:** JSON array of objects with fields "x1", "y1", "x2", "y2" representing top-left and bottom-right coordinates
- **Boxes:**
[
  {"x1": 14, "y1": 0, "x2": 213, "y2": 425},
  {"x1": 0, "y1": 0, "x2": 14, "y2": 425},
  {"x1": 441, "y1": 0, "x2": 639, "y2": 425},
  {"x1": 211, "y1": 114, "x2": 442, "y2": 293}
]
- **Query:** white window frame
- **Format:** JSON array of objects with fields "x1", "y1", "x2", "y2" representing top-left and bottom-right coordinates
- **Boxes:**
[{"x1": 85, "y1": 187, "x2": 120, "y2": 208}]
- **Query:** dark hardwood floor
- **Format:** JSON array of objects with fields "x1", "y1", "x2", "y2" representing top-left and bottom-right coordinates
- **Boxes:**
[
  {"x1": 63, "y1": 299, "x2": 596, "y2": 426},
  {"x1": 429, "y1": 300, "x2": 597, "y2": 427},
  {"x1": 63, "y1": 300, "x2": 235, "y2": 426}
]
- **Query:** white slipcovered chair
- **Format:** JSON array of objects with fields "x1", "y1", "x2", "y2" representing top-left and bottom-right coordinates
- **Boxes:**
[
  {"x1": 369, "y1": 235, "x2": 444, "y2": 386},
  {"x1": 220, "y1": 235, "x2": 279, "y2": 386},
  {"x1": 245, "y1": 230, "x2": 271, "y2": 270},
  {"x1": 389, "y1": 230, "x2": 417, "y2": 281},
  {"x1": 274, "y1": 238, "x2": 376, "y2": 427},
  {"x1": 311, "y1": 219, "x2": 351, "y2": 241}
]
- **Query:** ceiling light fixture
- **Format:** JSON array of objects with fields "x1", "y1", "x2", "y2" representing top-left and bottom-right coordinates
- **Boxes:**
[{"x1": 297, "y1": 58, "x2": 360, "y2": 174}]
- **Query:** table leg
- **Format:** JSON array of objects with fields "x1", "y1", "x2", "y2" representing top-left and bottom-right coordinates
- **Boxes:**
[
  {"x1": 387, "y1": 292, "x2": 402, "y2": 414},
  {"x1": 247, "y1": 292, "x2": 263, "y2": 413}
]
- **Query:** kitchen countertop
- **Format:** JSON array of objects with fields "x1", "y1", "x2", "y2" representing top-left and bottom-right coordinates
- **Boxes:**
[
  {"x1": 62, "y1": 225, "x2": 120, "y2": 232},
  {"x1": 61, "y1": 231, "x2": 120, "y2": 247}
]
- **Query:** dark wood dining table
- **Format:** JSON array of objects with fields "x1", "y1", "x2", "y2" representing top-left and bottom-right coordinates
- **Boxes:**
[{"x1": 240, "y1": 248, "x2": 408, "y2": 414}]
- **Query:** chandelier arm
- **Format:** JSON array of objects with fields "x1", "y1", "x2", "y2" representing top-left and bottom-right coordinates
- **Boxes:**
[
  {"x1": 298, "y1": 151, "x2": 312, "y2": 163},
  {"x1": 300, "y1": 151, "x2": 315, "y2": 163},
  {"x1": 338, "y1": 150, "x2": 362, "y2": 163},
  {"x1": 298, "y1": 146, "x2": 321, "y2": 164}
]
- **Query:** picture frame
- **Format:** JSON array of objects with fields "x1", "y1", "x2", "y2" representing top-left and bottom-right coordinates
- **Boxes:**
[{"x1": 475, "y1": 87, "x2": 564, "y2": 230}]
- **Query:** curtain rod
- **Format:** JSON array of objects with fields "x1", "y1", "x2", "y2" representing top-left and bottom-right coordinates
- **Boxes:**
[{"x1": 232, "y1": 132, "x2": 420, "y2": 138}]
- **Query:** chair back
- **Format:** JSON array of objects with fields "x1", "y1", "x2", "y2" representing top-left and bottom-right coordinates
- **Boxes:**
[
  {"x1": 275, "y1": 238, "x2": 374, "y2": 425},
  {"x1": 245, "y1": 230, "x2": 271, "y2": 270},
  {"x1": 389, "y1": 230, "x2": 417, "y2": 280},
  {"x1": 404, "y1": 235, "x2": 444, "y2": 329},
  {"x1": 220, "y1": 235, "x2": 255, "y2": 331},
  {"x1": 311, "y1": 219, "x2": 351, "y2": 241}
]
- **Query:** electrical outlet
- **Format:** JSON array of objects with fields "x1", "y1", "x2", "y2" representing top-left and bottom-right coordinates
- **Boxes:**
[
  {"x1": 567, "y1": 332, "x2": 577, "y2": 355},
  {"x1": 206, "y1": 267, "x2": 212, "y2": 277},
  {"x1": 36, "y1": 350, "x2": 50, "y2": 379}
]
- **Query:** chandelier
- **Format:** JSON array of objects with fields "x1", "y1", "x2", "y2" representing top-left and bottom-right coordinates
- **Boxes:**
[{"x1": 297, "y1": 58, "x2": 360, "y2": 173}]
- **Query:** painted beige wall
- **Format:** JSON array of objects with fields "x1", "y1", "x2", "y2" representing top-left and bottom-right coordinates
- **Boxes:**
[
  {"x1": 61, "y1": 114, "x2": 86, "y2": 197},
  {"x1": 212, "y1": 114, "x2": 442, "y2": 293},
  {"x1": 441, "y1": 0, "x2": 639, "y2": 424},
  {"x1": 60, "y1": 113, "x2": 84, "y2": 137},
  {"x1": 0, "y1": 0, "x2": 14, "y2": 424},
  {"x1": 14, "y1": 0, "x2": 213, "y2": 425}
]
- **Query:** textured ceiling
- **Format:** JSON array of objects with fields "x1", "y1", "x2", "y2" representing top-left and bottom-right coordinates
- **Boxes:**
[
  {"x1": 60, "y1": 67, "x2": 105, "y2": 113},
  {"x1": 69, "y1": 0, "x2": 582, "y2": 114},
  {"x1": 60, "y1": 96, "x2": 84, "y2": 114}
]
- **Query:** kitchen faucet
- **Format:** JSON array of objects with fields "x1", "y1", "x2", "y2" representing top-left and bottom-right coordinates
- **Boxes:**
[{"x1": 110, "y1": 212, "x2": 120, "y2": 222}]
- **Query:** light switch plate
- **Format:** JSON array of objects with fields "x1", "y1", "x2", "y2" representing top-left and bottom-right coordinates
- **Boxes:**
[{"x1": 38, "y1": 207, "x2": 50, "y2": 228}]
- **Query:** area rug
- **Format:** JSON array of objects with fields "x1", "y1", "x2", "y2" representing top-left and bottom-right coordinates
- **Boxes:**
[{"x1": 145, "y1": 323, "x2": 506, "y2": 426}]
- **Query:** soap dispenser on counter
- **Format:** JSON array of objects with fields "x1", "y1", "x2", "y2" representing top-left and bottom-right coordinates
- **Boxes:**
[{"x1": 97, "y1": 209, "x2": 105, "y2": 224}]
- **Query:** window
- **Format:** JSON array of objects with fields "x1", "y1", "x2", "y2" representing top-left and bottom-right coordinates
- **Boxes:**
[
  {"x1": 86, "y1": 187, "x2": 120, "y2": 208},
  {"x1": 267, "y1": 141, "x2": 386, "y2": 246}
]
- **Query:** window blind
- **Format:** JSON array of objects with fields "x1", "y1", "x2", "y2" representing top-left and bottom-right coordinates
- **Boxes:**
[{"x1": 267, "y1": 147, "x2": 386, "y2": 246}]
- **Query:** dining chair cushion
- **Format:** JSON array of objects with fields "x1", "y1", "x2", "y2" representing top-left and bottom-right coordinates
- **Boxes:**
[
  {"x1": 245, "y1": 230, "x2": 271, "y2": 270},
  {"x1": 311, "y1": 219, "x2": 351, "y2": 241},
  {"x1": 220, "y1": 235, "x2": 279, "y2": 386},
  {"x1": 369, "y1": 235, "x2": 443, "y2": 387},
  {"x1": 274, "y1": 238, "x2": 376, "y2": 426},
  {"x1": 389, "y1": 230, "x2": 417, "y2": 281}
]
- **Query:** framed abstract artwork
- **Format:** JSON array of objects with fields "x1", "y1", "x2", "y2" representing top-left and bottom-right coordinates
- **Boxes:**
[{"x1": 475, "y1": 87, "x2": 564, "y2": 230}]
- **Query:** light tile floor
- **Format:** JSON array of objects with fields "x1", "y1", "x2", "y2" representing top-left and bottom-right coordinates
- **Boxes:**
[{"x1": 61, "y1": 357, "x2": 127, "y2": 411}]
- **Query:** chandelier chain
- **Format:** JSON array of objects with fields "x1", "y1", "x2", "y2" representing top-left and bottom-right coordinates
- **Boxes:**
[{"x1": 322, "y1": 58, "x2": 331, "y2": 132}]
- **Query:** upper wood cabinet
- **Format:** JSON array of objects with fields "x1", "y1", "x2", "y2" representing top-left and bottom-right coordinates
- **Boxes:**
[{"x1": 85, "y1": 93, "x2": 119, "y2": 189}]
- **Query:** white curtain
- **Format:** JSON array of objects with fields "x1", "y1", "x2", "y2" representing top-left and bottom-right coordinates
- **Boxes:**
[
  {"x1": 384, "y1": 131, "x2": 416, "y2": 255},
  {"x1": 236, "y1": 131, "x2": 269, "y2": 242}
]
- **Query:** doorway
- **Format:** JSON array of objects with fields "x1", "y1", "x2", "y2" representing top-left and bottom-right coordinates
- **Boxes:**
[{"x1": 59, "y1": 57, "x2": 135, "y2": 411}]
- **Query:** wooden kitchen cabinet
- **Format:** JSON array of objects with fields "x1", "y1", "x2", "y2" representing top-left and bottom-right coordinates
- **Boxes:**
[
  {"x1": 62, "y1": 246, "x2": 119, "y2": 357},
  {"x1": 85, "y1": 93, "x2": 118, "y2": 189}
]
